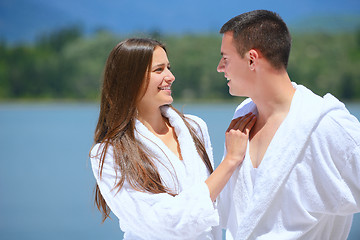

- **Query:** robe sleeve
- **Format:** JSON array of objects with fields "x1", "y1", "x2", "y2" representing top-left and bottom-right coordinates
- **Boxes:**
[
  {"x1": 90, "y1": 144, "x2": 219, "y2": 239},
  {"x1": 325, "y1": 107, "x2": 360, "y2": 215},
  {"x1": 307, "y1": 108, "x2": 360, "y2": 215},
  {"x1": 184, "y1": 114, "x2": 223, "y2": 239},
  {"x1": 338, "y1": 145, "x2": 360, "y2": 214}
]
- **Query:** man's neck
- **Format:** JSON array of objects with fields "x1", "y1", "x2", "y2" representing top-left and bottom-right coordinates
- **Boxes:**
[
  {"x1": 247, "y1": 73, "x2": 295, "y2": 168},
  {"x1": 251, "y1": 72, "x2": 295, "y2": 124}
]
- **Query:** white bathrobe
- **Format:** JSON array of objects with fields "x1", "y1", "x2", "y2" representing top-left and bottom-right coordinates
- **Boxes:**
[
  {"x1": 90, "y1": 106, "x2": 220, "y2": 240},
  {"x1": 219, "y1": 83, "x2": 360, "y2": 240}
]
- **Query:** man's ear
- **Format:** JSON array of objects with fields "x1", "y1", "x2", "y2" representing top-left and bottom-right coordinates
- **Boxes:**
[{"x1": 247, "y1": 49, "x2": 259, "y2": 70}]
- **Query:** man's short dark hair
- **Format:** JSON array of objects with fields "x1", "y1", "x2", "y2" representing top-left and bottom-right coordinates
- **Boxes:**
[{"x1": 220, "y1": 10, "x2": 292, "y2": 70}]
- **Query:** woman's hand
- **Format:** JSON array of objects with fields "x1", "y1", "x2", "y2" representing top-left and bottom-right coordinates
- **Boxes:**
[
  {"x1": 205, "y1": 112, "x2": 256, "y2": 201},
  {"x1": 225, "y1": 112, "x2": 256, "y2": 166}
]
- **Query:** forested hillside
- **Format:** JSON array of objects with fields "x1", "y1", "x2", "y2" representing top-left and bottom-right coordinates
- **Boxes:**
[{"x1": 1, "y1": 26, "x2": 360, "y2": 101}]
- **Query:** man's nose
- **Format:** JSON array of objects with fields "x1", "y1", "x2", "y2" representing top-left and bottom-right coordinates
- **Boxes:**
[{"x1": 217, "y1": 58, "x2": 225, "y2": 72}]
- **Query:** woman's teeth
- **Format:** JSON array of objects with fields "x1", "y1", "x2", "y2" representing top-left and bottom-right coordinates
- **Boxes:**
[{"x1": 158, "y1": 86, "x2": 171, "y2": 90}]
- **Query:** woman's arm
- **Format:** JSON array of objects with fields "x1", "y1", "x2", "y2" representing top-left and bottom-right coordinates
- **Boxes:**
[
  {"x1": 90, "y1": 113, "x2": 254, "y2": 238},
  {"x1": 90, "y1": 145, "x2": 218, "y2": 239},
  {"x1": 206, "y1": 113, "x2": 256, "y2": 201}
]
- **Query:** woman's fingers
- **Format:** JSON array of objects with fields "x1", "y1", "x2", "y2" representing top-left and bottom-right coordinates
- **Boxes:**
[
  {"x1": 243, "y1": 114, "x2": 256, "y2": 135},
  {"x1": 228, "y1": 113, "x2": 256, "y2": 134},
  {"x1": 224, "y1": 113, "x2": 256, "y2": 165},
  {"x1": 233, "y1": 113, "x2": 255, "y2": 132},
  {"x1": 226, "y1": 113, "x2": 252, "y2": 132}
]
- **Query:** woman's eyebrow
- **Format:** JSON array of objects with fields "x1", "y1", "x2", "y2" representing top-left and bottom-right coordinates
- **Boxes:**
[{"x1": 151, "y1": 63, "x2": 169, "y2": 70}]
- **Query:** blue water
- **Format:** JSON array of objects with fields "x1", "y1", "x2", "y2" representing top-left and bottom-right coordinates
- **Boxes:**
[{"x1": 0, "y1": 102, "x2": 359, "y2": 240}]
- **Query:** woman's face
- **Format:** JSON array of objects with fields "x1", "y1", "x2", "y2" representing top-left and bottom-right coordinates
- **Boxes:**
[{"x1": 137, "y1": 47, "x2": 175, "y2": 111}]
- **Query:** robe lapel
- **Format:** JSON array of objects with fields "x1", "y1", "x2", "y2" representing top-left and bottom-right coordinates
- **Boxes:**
[
  {"x1": 162, "y1": 106, "x2": 207, "y2": 185},
  {"x1": 135, "y1": 109, "x2": 186, "y2": 192},
  {"x1": 135, "y1": 106, "x2": 205, "y2": 193},
  {"x1": 234, "y1": 84, "x2": 327, "y2": 239}
]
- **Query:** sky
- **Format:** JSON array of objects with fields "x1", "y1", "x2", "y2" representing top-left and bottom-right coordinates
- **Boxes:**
[{"x1": 1, "y1": 0, "x2": 360, "y2": 42}]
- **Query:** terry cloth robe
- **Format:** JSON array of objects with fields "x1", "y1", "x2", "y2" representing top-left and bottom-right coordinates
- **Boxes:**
[
  {"x1": 219, "y1": 83, "x2": 360, "y2": 240},
  {"x1": 90, "y1": 105, "x2": 220, "y2": 240}
]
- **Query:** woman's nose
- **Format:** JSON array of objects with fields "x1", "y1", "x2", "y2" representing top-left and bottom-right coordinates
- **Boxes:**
[{"x1": 165, "y1": 69, "x2": 175, "y2": 82}]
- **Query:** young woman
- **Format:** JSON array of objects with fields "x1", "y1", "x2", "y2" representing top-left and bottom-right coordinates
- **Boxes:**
[{"x1": 90, "y1": 38, "x2": 255, "y2": 239}]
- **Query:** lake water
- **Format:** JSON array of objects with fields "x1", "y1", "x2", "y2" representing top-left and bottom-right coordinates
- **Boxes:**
[{"x1": 0, "y1": 102, "x2": 359, "y2": 240}]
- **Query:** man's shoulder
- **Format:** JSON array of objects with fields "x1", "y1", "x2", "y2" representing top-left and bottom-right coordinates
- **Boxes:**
[
  {"x1": 233, "y1": 98, "x2": 257, "y2": 119},
  {"x1": 320, "y1": 104, "x2": 360, "y2": 144},
  {"x1": 310, "y1": 95, "x2": 360, "y2": 153}
]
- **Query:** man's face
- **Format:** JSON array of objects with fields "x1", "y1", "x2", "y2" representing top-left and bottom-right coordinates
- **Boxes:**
[{"x1": 217, "y1": 31, "x2": 251, "y2": 97}]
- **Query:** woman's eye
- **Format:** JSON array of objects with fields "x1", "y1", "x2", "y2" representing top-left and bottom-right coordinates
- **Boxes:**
[{"x1": 155, "y1": 68, "x2": 163, "y2": 72}]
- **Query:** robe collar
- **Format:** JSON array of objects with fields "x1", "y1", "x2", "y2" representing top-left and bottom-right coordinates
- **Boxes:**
[
  {"x1": 233, "y1": 83, "x2": 335, "y2": 238},
  {"x1": 134, "y1": 105, "x2": 206, "y2": 192}
]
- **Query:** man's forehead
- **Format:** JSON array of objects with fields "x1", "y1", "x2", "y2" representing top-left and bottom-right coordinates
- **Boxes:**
[{"x1": 220, "y1": 32, "x2": 236, "y2": 54}]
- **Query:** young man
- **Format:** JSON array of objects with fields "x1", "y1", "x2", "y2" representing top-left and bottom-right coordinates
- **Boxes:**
[{"x1": 217, "y1": 10, "x2": 360, "y2": 240}]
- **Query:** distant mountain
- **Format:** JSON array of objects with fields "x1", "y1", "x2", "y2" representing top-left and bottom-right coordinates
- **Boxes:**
[
  {"x1": 290, "y1": 14, "x2": 360, "y2": 33},
  {"x1": 0, "y1": 0, "x2": 79, "y2": 43},
  {"x1": 1, "y1": 0, "x2": 359, "y2": 44}
]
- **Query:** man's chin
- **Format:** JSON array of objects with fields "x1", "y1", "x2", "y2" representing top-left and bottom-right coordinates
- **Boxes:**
[
  {"x1": 229, "y1": 89, "x2": 245, "y2": 97},
  {"x1": 229, "y1": 88, "x2": 238, "y2": 96}
]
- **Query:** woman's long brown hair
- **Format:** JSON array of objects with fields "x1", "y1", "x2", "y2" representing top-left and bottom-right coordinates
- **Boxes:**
[{"x1": 92, "y1": 38, "x2": 213, "y2": 222}]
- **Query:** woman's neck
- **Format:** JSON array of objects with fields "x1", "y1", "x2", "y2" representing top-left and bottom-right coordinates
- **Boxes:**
[{"x1": 137, "y1": 107, "x2": 169, "y2": 135}]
